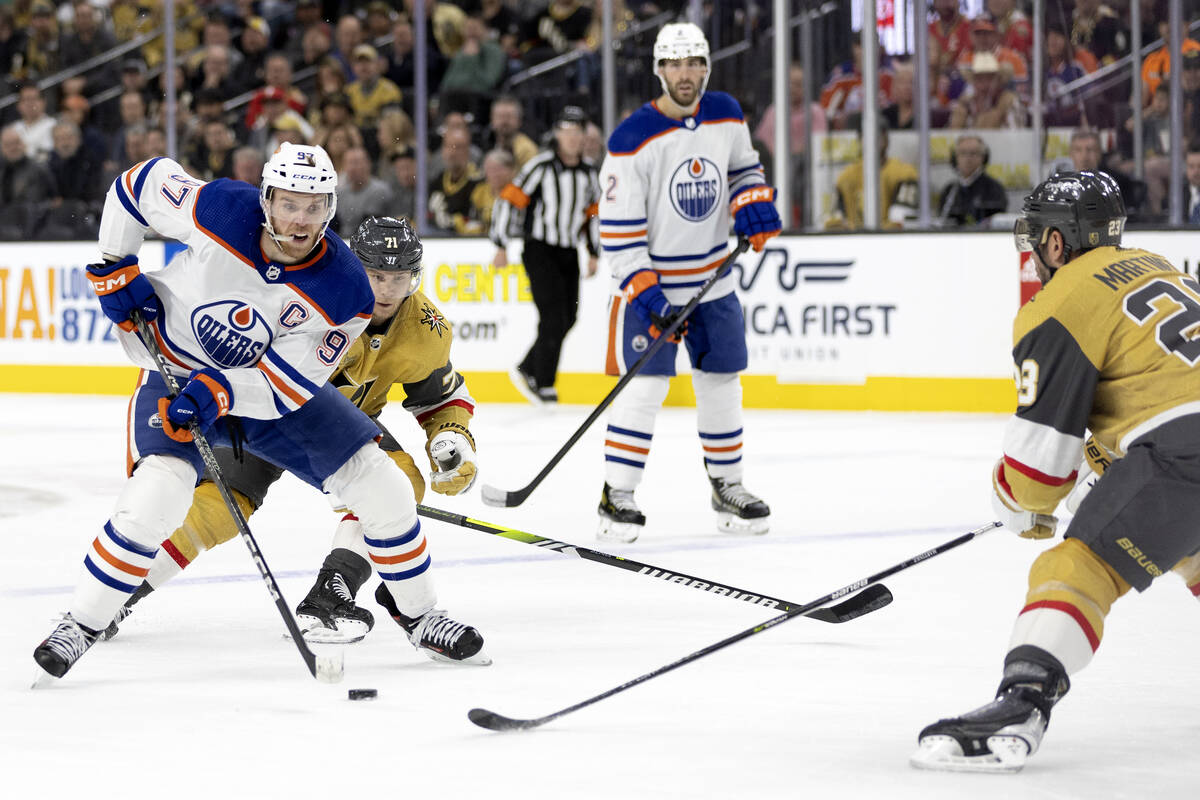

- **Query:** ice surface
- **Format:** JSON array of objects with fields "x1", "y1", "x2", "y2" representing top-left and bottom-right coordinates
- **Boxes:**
[{"x1": 1, "y1": 396, "x2": 1196, "y2": 799}]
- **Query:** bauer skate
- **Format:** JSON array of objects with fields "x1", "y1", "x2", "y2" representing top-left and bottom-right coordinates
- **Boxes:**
[
  {"x1": 374, "y1": 583, "x2": 490, "y2": 665},
  {"x1": 709, "y1": 477, "x2": 770, "y2": 535},
  {"x1": 296, "y1": 569, "x2": 375, "y2": 644},
  {"x1": 34, "y1": 613, "x2": 99, "y2": 681},
  {"x1": 910, "y1": 656, "x2": 1068, "y2": 773},
  {"x1": 597, "y1": 482, "x2": 646, "y2": 543}
]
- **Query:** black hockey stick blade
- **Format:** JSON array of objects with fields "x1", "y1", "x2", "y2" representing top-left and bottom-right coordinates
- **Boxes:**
[
  {"x1": 467, "y1": 522, "x2": 999, "y2": 732},
  {"x1": 479, "y1": 238, "x2": 751, "y2": 509},
  {"x1": 417, "y1": 503, "x2": 892, "y2": 623}
]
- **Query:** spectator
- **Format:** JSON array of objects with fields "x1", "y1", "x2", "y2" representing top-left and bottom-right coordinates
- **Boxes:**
[
  {"x1": 332, "y1": 14, "x2": 366, "y2": 77},
  {"x1": 315, "y1": 91, "x2": 354, "y2": 141},
  {"x1": 987, "y1": 0, "x2": 1033, "y2": 61},
  {"x1": 190, "y1": 44, "x2": 246, "y2": 99},
  {"x1": 957, "y1": 17, "x2": 1028, "y2": 93},
  {"x1": 936, "y1": 134, "x2": 1007, "y2": 227},
  {"x1": 583, "y1": 120, "x2": 604, "y2": 163},
  {"x1": 928, "y1": 0, "x2": 972, "y2": 84},
  {"x1": 310, "y1": 57, "x2": 351, "y2": 129},
  {"x1": 1185, "y1": 139, "x2": 1200, "y2": 223},
  {"x1": 144, "y1": 127, "x2": 167, "y2": 159},
  {"x1": 1066, "y1": 128, "x2": 1146, "y2": 220},
  {"x1": 1141, "y1": 20, "x2": 1200, "y2": 103},
  {"x1": 282, "y1": 0, "x2": 330, "y2": 69},
  {"x1": 238, "y1": 17, "x2": 273, "y2": 90},
  {"x1": 12, "y1": 83, "x2": 56, "y2": 163},
  {"x1": 0, "y1": 9, "x2": 28, "y2": 80},
  {"x1": 429, "y1": 126, "x2": 488, "y2": 234},
  {"x1": 117, "y1": 59, "x2": 156, "y2": 118},
  {"x1": 186, "y1": 13, "x2": 243, "y2": 75},
  {"x1": 1072, "y1": 0, "x2": 1129, "y2": 67},
  {"x1": 316, "y1": 122, "x2": 365, "y2": 173},
  {"x1": 245, "y1": 53, "x2": 309, "y2": 131},
  {"x1": 336, "y1": 146, "x2": 394, "y2": 238},
  {"x1": 196, "y1": 119, "x2": 236, "y2": 181},
  {"x1": 430, "y1": 111, "x2": 483, "y2": 177},
  {"x1": 248, "y1": 88, "x2": 315, "y2": 158},
  {"x1": 439, "y1": 15, "x2": 506, "y2": 97},
  {"x1": 404, "y1": 0, "x2": 468, "y2": 59},
  {"x1": 365, "y1": 1, "x2": 396, "y2": 39},
  {"x1": 826, "y1": 122, "x2": 918, "y2": 230},
  {"x1": 47, "y1": 119, "x2": 102, "y2": 206},
  {"x1": 387, "y1": 146, "x2": 418, "y2": 222},
  {"x1": 346, "y1": 45, "x2": 404, "y2": 135},
  {"x1": 881, "y1": 61, "x2": 917, "y2": 130},
  {"x1": 949, "y1": 52, "x2": 1025, "y2": 129},
  {"x1": 386, "y1": 12, "x2": 449, "y2": 94},
  {"x1": 485, "y1": 95, "x2": 537, "y2": 169},
  {"x1": 296, "y1": 24, "x2": 334, "y2": 76},
  {"x1": 820, "y1": 40, "x2": 894, "y2": 129},
  {"x1": 20, "y1": 1, "x2": 60, "y2": 82},
  {"x1": 60, "y1": 0, "x2": 118, "y2": 92},
  {"x1": 478, "y1": 147, "x2": 515, "y2": 228},
  {"x1": 269, "y1": 115, "x2": 311, "y2": 149},
  {"x1": 0, "y1": 126, "x2": 55, "y2": 239},
  {"x1": 59, "y1": 93, "x2": 107, "y2": 163},
  {"x1": 109, "y1": 90, "x2": 148, "y2": 166},
  {"x1": 1045, "y1": 21, "x2": 1091, "y2": 126},
  {"x1": 756, "y1": 63, "x2": 828, "y2": 154},
  {"x1": 376, "y1": 107, "x2": 417, "y2": 164},
  {"x1": 521, "y1": 0, "x2": 595, "y2": 70},
  {"x1": 231, "y1": 146, "x2": 264, "y2": 187}
]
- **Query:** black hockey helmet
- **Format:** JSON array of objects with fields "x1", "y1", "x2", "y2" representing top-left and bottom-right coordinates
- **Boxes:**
[
  {"x1": 1014, "y1": 170, "x2": 1125, "y2": 263},
  {"x1": 351, "y1": 215, "x2": 422, "y2": 296}
]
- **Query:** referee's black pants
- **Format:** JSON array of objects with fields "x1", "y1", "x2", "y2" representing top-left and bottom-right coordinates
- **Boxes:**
[{"x1": 520, "y1": 239, "x2": 580, "y2": 389}]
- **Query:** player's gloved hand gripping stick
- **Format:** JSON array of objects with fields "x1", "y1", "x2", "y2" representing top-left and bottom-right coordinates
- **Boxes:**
[
  {"x1": 481, "y1": 237, "x2": 751, "y2": 508},
  {"x1": 129, "y1": 309, "x2": 344, "y2": 683}
]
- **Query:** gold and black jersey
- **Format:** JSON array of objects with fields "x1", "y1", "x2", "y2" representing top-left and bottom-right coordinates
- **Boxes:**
[
  {"x1": 1000, "y1": 246, "x2": 1200, "y2": 513},
  {"x1": 331, "y1": 290, "x2": 474, "y2": 445}
]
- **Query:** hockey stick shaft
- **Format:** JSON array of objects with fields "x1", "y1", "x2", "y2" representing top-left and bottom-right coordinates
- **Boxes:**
[
  {"x1": 131, "y1": 311, "x2": 329, "y2": 681},
  {"x1": 468, "y1": 521, "x2": 1001, "y2": 731},
  {"x1": 481, "y1": 238, "x2": 751, "y2": 508},
  {"x1": 416, "y1": 503, "x2": 891, "y2": 622}
]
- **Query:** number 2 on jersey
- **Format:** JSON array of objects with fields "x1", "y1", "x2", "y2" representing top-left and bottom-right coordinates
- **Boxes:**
[{"x1": 1123, "y1": 277, "x2": 1200, "y2": 366}]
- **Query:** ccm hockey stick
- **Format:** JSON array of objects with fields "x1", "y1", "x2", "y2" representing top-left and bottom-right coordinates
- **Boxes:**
[
  {"x1": 481, "y1": 237, "x2": 752, "y2": 508},
  {"x1": 131, "y1": 311, "x2": 342, "y2": 683},
  {"x1": 416, "y1": 504, "x2": 893, "y2": 623},
  {"x1": 469, "y1": 521, "x2": 1001, "y2": 731}
]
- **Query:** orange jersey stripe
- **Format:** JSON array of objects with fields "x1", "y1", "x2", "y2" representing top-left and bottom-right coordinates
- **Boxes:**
[
  {"x1": 605, "y1": 440, "x2": 650, "y2": 455},
  {"x1": 702, "y1": 443, "x2": 742, "y2": 453},
  {"x1": 657, "y1": 253, "x2": 728, "y2": 276},
  {"x1": 93, "y1": 537, "x2": 151, "y2": 578},
  {"x1": 605, "y1": 297, "x2": 621, "y2": 376},
  {"x1": 369, "y1": 538, "x2": 428, "y2": 565},
  {"x1": 600, "y1": 229, "x2": 647, "y2": 239}
]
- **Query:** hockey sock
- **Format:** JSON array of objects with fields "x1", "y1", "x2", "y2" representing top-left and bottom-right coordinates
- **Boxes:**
[
  {"x1": 694, "y1": 370, "x2": 744, "y2": 481},
  {"x1": 1007, "y1": 538, "x2": 1131, "y2": 675},
  {"x1": 70, "y1": 521, "x2": 158, "y2": 631},
  {"x1": 365, "y1": 517, "x2": 435, "y2": 618},
  {"x1": 604, "y1": 375, "x2": 667, "y2": 490}
]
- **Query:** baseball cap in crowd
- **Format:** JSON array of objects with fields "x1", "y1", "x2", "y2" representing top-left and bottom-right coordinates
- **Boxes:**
[
  {"x1": 967, "y1": 51, "x2": 1002, "y2": 76},
  {"x1": 353, "y1": 44, "x2": 379, "y2": 61},
  {"x1": 556, "y1": 105, "x2": 588, "y2": 128},
  {"x1": 245, "y1": 17, "x2": 271, "y2": 38},
  {"x1": 122, "y1": 59, "x2": 147, "y2": 76}
]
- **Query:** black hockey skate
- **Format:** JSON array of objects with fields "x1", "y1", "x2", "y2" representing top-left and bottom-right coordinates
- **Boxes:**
[
  {"x1": 99, "y1": 581, "x2": 154, "y2": 641},
  {"x1": 596, "y1": 482, "x2": 645, "y2": 543},
  {"x1": 34, "y1": 614, "x2": 99, "y2": 680},
  {"x1": 910, "y1": 654, "x2": 1069, "y2": 773},
  {"x1": 296, "y1": 569, "x2": 376, "y2": 644},
  {"x1": 710, "y1": 476, "x2": 770, "y2": 535},
  {"x1": 374, "y1": 583, "x2": 490, "y2": 665}
]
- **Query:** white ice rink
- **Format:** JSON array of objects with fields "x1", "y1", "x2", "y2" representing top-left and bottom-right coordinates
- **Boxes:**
[{"x1": 1, "y1": 395, "x2": 1196, "y2": 799}]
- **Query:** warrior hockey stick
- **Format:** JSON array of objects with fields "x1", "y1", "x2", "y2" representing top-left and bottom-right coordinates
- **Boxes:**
[
  {"x1": 130, "y1": 311, "x2": 342, "y2": 684},
  {"x1": 416, "y1": 504, "x2": 892, "y2": 622},
  {"x1": 480, "y1": 237, "x2": 752, "y2": 508},
  {"x1": 468, "y1": 521, "x2": 1001, "y2": 731}
]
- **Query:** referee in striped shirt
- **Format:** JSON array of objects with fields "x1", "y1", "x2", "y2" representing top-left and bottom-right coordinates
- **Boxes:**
[{"x1": 491, "y1": 105, "x2": 601, "y2": 404}]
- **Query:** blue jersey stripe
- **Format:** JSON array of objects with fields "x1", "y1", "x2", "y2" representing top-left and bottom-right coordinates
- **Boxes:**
[
  {"x1": 104, "y1": 521, "x2": 158, "y2": 559},
  {"x1": 599, "y1": 218, "x2": 647, "y2": 226},
  {"x1": 132, "y1": 157, "x2": 164, "y2": 200},
  {"x1": 364, "y1": 521, "x2": 422, "y2": 549},
  {"x1": 602, "y1": 241, "x2": 647, "y2": 252},
  {"x1": 699, "y1": 428, "x2": 743, "y2": 440},
  {"x1": 114, "y1": 178, "x2": 149, "y2": 227},
  {"x1": 378, "y1": 555, "x2": 432, "y2": 582},
  {"x1": 84, "y1": 555, "x2": 139, "y2": 593},
  {"x1": 607, "y1": 424, "x2": 653, "y2": 440},
  {"x1": 263, "y1": 347, "x2": 321, "y2": 396},
  {"x1": 704, "y1": 455, "x2": 743, "y2": 465},
  {"x1": 650, "y1": 242, "x2": 727, "y2": 262},
  {"x1": 604, "y1": 455, "x2": 646, "y2": 468}
]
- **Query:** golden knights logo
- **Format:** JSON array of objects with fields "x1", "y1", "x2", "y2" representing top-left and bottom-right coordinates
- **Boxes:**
[{"x1": 420, "y1": 303, "x2": 449, "y2": 337}]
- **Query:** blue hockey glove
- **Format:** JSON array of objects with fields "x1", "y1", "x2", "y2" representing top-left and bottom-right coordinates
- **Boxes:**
[
  {"x1": 621, "y1": 270, "x2": 687, "y2": 341},
  {"x1": 731, "y1": 185, "x2": 782, "y2": 252},
  {"x1": 85, "y1": 255, "x2": 158, "y2": 332},
  {"x1": 157, "y1": 369, "x2": 233, "y2": 442}
]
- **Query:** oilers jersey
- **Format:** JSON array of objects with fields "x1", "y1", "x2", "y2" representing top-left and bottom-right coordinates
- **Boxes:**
[
  {"x1": 99, "y1": 158, "x2": 373, "y2": 420},
  {"x1": 598, "y1": 91, "x2": 765, "y2": 304}
]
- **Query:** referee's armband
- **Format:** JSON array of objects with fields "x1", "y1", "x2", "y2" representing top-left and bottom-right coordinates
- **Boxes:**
[{"x1": 500, "y1": 183, "x2": 530, "y2": 209}]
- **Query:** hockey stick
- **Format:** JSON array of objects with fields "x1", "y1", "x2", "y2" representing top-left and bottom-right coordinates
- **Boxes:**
[
  {"x1": 468, "y1": 521, "x2": 1001, "y2": 731},
  {"x1": 130, "y1": 310, "x2": 342, "y2": 683},
  {"x1": 416, "y1": 504, "x2": 893, "y2": 623},
  {"x1": 480, "y1": 237, "x2": 752, "y2": 508}
]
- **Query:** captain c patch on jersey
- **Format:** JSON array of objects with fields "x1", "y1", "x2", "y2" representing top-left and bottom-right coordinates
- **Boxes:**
[
  {"x1": 669, "y1": 157, "x2": 722, "y2": 222},
  {"x1": 191, "y1": 300, "x2": 270, "y2": 368}
]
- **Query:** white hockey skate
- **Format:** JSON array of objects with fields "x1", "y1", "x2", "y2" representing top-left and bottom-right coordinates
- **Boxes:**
[
  {"x1": 597, "y1": 483, "x2": 645, "y2": 543},
  {"x1": 909, "y1": 687, "x2": 1050, "y2": 773},
  {"x1": 710, "y1": 477, "x2": 770, "y2": 535}
]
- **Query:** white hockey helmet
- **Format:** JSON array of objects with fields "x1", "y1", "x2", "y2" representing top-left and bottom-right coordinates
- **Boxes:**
[
  {"x1": 652, "y1": 22, "x2": 710, "y2": 97},
  {"x1": 260, "y1": 142, "x2": 338, "y2": 246}
]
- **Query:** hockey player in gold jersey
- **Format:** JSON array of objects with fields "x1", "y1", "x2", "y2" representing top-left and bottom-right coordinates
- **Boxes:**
[
  {"x1": 104, "y1": 217, "x2": 489, "y2": 664},
  {"x1": 912, "y1": 171, "x2": 1200, "y2": 772}
]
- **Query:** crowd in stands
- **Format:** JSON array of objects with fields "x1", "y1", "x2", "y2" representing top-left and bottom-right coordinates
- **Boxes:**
[{"x1": 1, "y1": 1, "x2": 1199, "y2": 240}]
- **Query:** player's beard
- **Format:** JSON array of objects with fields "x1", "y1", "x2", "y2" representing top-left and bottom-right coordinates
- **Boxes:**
[{"x1": 668, "y1": 79, "x2": 699, "y2": 108}]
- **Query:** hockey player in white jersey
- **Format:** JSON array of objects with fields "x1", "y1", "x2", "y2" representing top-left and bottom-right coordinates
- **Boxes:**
[
  {"x1": 596, "y1": 22, "x2": 782, "y2": 543},
  {"x1": 33, "y1": 144, "x2": 487, "y2": 680}
]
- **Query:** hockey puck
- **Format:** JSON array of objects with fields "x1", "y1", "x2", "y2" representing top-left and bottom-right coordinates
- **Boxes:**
[{"x1": 348, "y1": 688, "x2": 378, "y2": 701}]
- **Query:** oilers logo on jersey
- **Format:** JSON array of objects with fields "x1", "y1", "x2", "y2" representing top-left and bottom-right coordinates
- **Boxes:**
[
  {"x1": 192, "y1": 300, "x2": 271, "y2": 368},
  {"x1": 669, "y1": 157, "x2": 722, "y2": 221}
]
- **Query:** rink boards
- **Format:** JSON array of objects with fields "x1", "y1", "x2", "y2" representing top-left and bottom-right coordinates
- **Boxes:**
[{"x1": 2, "y1": 231, "x2": 1198, "y2": 411}]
